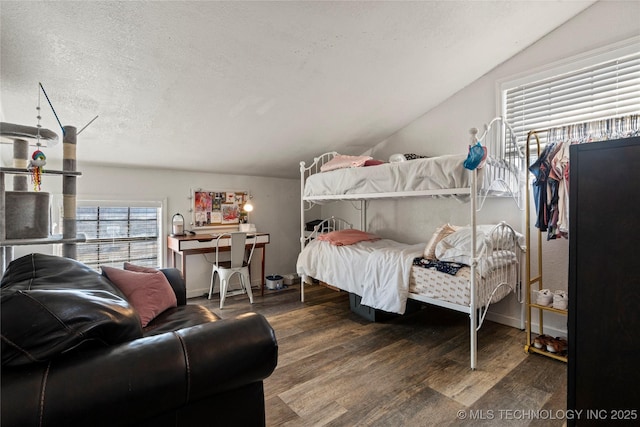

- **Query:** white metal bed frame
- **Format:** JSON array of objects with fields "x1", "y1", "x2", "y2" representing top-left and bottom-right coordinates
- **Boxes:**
[{"x1": 298, "y1": 117, "x2": 524, "y2": 369}]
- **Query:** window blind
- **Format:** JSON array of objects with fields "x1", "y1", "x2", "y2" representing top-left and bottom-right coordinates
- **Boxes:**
[
  {"x1": 76, "y1": 205, "x2": 161, "y2": 270},
  {"x1": 504, "y1": 49, "x2": 640, "y2": 148}
]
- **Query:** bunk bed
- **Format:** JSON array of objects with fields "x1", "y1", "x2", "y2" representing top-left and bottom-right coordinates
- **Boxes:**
[{"x1": 297, "y1": 117, "x2": 524, "y2": 369}]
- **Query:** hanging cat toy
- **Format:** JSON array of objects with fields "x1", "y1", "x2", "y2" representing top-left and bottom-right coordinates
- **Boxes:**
[
  {"x1": 28, "y1": 86, "x2": 47, "y2": 191},
  {"x1": 29, "y1": 148, "x2": 46, "y2": 191}
]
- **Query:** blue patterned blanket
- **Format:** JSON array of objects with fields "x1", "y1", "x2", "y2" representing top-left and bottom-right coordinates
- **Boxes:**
[{"x1": 412, "y1": 257, "x2": 464, "y2": 275}]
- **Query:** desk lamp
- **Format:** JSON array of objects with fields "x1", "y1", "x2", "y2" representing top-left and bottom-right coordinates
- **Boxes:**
[{"x1": 239, "y1": 194, "x2": 256, "y2": 232}]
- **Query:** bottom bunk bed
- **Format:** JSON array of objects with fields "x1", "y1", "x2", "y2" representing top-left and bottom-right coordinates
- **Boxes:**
[{"x1": 296, "y1": 217, "x2": 524, "y2": 369}]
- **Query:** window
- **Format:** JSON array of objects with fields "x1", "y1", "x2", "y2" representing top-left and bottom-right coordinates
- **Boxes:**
[
  {"x1": 75, "y1": 201, "x2": 163, "y2": 270},
  {"x1": 501, "y1": 36, "x2": 640, "y2": 150}
]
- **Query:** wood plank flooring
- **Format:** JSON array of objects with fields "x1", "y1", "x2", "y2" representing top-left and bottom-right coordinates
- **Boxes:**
[{"x1": 192, "y1": 284, "x2": 567, "y2": 427}]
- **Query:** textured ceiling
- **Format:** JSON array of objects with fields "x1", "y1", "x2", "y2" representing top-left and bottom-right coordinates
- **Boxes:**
[{"x1": 0, "y1": 1, "x2": 595, "y2": 179}]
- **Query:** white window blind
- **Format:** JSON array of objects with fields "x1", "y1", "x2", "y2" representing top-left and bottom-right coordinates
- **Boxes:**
[
  {"x1": 503, "y1": 40, "x2": 640, "y2": 148},
  {"x1": 75, "y1": 202, "x2": 162, "y2": 270}
]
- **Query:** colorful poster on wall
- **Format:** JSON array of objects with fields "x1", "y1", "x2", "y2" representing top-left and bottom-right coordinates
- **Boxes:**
[
  {"x1": 191, "y1": 189, "x2": 248, "y2": 229},
  {"x1": 221, "y1": 204, "x2": 239, "y2": 224}
]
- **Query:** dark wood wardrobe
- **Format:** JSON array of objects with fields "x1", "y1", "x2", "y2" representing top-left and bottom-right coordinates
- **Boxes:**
[{"x1": 568, "y1": 136, "x2": 640, "y2": 426}]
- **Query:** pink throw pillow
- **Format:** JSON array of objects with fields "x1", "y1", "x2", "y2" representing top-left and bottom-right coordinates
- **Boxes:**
[
  {"x1": 320, "y1": 155, "x2": 373, "y2": 172},
  {"x1": 101, "y1": 266, "x2": 177, "y2": 327},
  {"x1": 123, "y1": 262, "x2": 158, "y2": 273},
  {"x1": 317, "y1": 229, "x2": 381, "y2": 246}
]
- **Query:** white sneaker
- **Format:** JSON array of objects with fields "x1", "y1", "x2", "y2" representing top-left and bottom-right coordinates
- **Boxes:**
[
  {"x1": 536, "y1": 289, "x2": 553, "y2": 306},
  {"x1": 553, "y1": 290, "x2": 568, "y2": 310}
]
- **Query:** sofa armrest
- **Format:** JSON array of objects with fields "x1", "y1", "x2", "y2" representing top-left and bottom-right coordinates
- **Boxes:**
[
  {"x1": 1, "y1": 312, "x2": 278, "y2": 427},
  {"x1": 160, "y1": 268, "x2": 187, "y2": 305}
]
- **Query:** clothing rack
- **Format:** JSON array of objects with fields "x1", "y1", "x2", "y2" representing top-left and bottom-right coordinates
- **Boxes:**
[
  {"x1": 524, "y1": 129, "x2": 568, "y2": 362},
  {"x1": 524, "y1": 114, "x2": 639, "y2": 151},
  {"x1": 524, "y1": 114, "x2": 639, "y2": 362}
]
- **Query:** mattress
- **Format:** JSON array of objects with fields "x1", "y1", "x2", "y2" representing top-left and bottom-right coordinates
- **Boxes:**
[
  {"x1": 409, "y1": 262, "x2": 514, "y2": 307},
  {"x1": 303, "y1": 154, "x2": 520, "y2": 202},
  {"x1": 303, "y1": 154, "x2": 471, "y2": 199}
]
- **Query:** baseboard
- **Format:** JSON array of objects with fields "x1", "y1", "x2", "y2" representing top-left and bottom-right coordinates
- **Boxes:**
[
  {"x1": 485, "y1": 311, "x2": 567, "y2": 337},
  {"x1": 485, "y1": 311, "x2": 524, "y2": 330},
  {"x1": 187, "y1": 280, "x2": 263, "y2": 299}
]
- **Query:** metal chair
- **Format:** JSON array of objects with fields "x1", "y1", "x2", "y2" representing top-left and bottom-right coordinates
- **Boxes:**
[{"x1": 208, "y1": 232, "x2": 256, "y2": 309}]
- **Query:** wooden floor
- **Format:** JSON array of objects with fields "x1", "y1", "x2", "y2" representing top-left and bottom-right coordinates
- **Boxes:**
[{"x1": 192, "y1": 283, "x2": 567, "y2": 427}]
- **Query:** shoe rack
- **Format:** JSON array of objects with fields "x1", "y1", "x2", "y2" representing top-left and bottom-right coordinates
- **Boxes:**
[{"x1": 523, "y1": 130, "x2": 567, "y2": 363}]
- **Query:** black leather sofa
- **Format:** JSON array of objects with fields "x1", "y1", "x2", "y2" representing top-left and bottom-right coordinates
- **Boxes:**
[{"x1": 0, "y1": 253, "x2": 278, "y2": 427}]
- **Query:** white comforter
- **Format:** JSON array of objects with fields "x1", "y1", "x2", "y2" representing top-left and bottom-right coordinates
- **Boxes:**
[
  {"x1": 296, "y1": 238, "x2": 424, "y2": 314},
  {"x1": 302, "y1": 154, "x2": 523, "y2": 202},
  {"x1": 303, "y1": 154, "x2": 471, "y2": 200}
]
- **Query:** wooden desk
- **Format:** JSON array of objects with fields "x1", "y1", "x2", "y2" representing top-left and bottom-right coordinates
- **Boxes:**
[{"x1": 167, "y1": 233, "x2": 270, "y2": 295}]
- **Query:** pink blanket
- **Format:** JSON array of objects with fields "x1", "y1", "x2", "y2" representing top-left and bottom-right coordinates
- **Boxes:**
[{"x1": 317, "y1": 229, "x2": 381, "y2": 246}]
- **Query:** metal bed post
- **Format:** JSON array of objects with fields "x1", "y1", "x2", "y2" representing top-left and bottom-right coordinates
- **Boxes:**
[
  {"x1": 469, "y1": 129, "x2": 479, "y2": 371},
  {"x1": 300, "y1": 161, "x2": 307, "y2": 302}
]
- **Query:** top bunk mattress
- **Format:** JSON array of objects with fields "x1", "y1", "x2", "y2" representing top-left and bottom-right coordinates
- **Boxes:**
[
  {"x1": 303, "y1": 154, "x2": 471, "y2": 200},
  {"x1": 303, "y1": 154, "x2": 521, "y2": 202}
]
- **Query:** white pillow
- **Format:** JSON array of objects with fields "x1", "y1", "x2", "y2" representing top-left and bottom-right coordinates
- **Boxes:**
[
  {"x1": 389, "y1": 153, "x2": 406, "y2": 163},
  {"x1": 423, "y1": 223, "x2": 460, "y2": 259},
  {"x1": 476, "y1": 224, "x2": 525, "y2": 248},
  {"x1": 435, "y1": 224, "x2": 524, "y2": 265},
  {"x1": 435, "y1": 227, "x2": 493, "y2": 265}
]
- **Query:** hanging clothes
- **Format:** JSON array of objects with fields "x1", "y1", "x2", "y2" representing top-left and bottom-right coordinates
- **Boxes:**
[
  {"x1": 528, "y1": 114, "x2": 639, "y2": 238},
  {"x1": 528, "y1": 142, "x2": 556, "y2": 232},
  {"x1": 544, "y1": 140, "x2": 568, "y2": 239},
  {"x1": 551, "y1": 140, "x2": 571, "y2": 238},
  {"x1": 546, "y1": 141, "x2": 565, "y2": 240}
]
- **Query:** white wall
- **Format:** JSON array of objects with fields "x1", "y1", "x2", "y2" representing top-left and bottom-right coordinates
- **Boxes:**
[
  {"x1": 7, "y1": 159, "x2": 300, "y2": 298},
  {"x1": 322, "y1": 0, "x2": 640, "y2": 334}
]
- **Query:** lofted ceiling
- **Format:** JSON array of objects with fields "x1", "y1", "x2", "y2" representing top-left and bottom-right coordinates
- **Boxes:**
[{"x1": 0, "y1": 1, "x2": 596, "y2": 179}]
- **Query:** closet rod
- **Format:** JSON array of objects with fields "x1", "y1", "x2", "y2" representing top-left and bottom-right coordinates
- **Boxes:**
[{"x1": 525, "y1": 114, "x2": 639, "y2": 146}]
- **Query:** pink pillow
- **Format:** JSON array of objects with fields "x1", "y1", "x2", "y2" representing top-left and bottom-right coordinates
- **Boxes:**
[
  {"x1": 364, "y1": 159, "x2": 385, "y2": 166},
  {"x1": 101, "y1": 266, "x2": 177, "y2": 327},
  {"x1": 317, "y1": 229, "x2": 381, "y2": 246},
  {"x1": 320, "y1": 155, "x2": 373, "y2": 172},
  {"x1": 124, "y1": 262, "x2": 158, "y2": 273}
]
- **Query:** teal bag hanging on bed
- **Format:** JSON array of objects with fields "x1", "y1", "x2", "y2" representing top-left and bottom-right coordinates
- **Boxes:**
[{"x1": 463, "y1": 142, "x2": 487, "y2": 170}]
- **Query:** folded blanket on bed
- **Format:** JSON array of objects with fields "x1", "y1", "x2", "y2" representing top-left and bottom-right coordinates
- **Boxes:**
[
  {"x1": 412, "y1": 257, "x2": 464, "y2": 275},
  {"x1": 316, "y1": 229, "x2": 381, "y2": 246}
]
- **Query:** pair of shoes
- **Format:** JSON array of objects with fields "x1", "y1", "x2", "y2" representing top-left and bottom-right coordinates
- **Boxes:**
[
  {"x1": 535, "y1": 289, "x2": 568, "y2": 310},
  {"x1": 533, "y1": 334, "x2": 567, "y2": 354}
]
